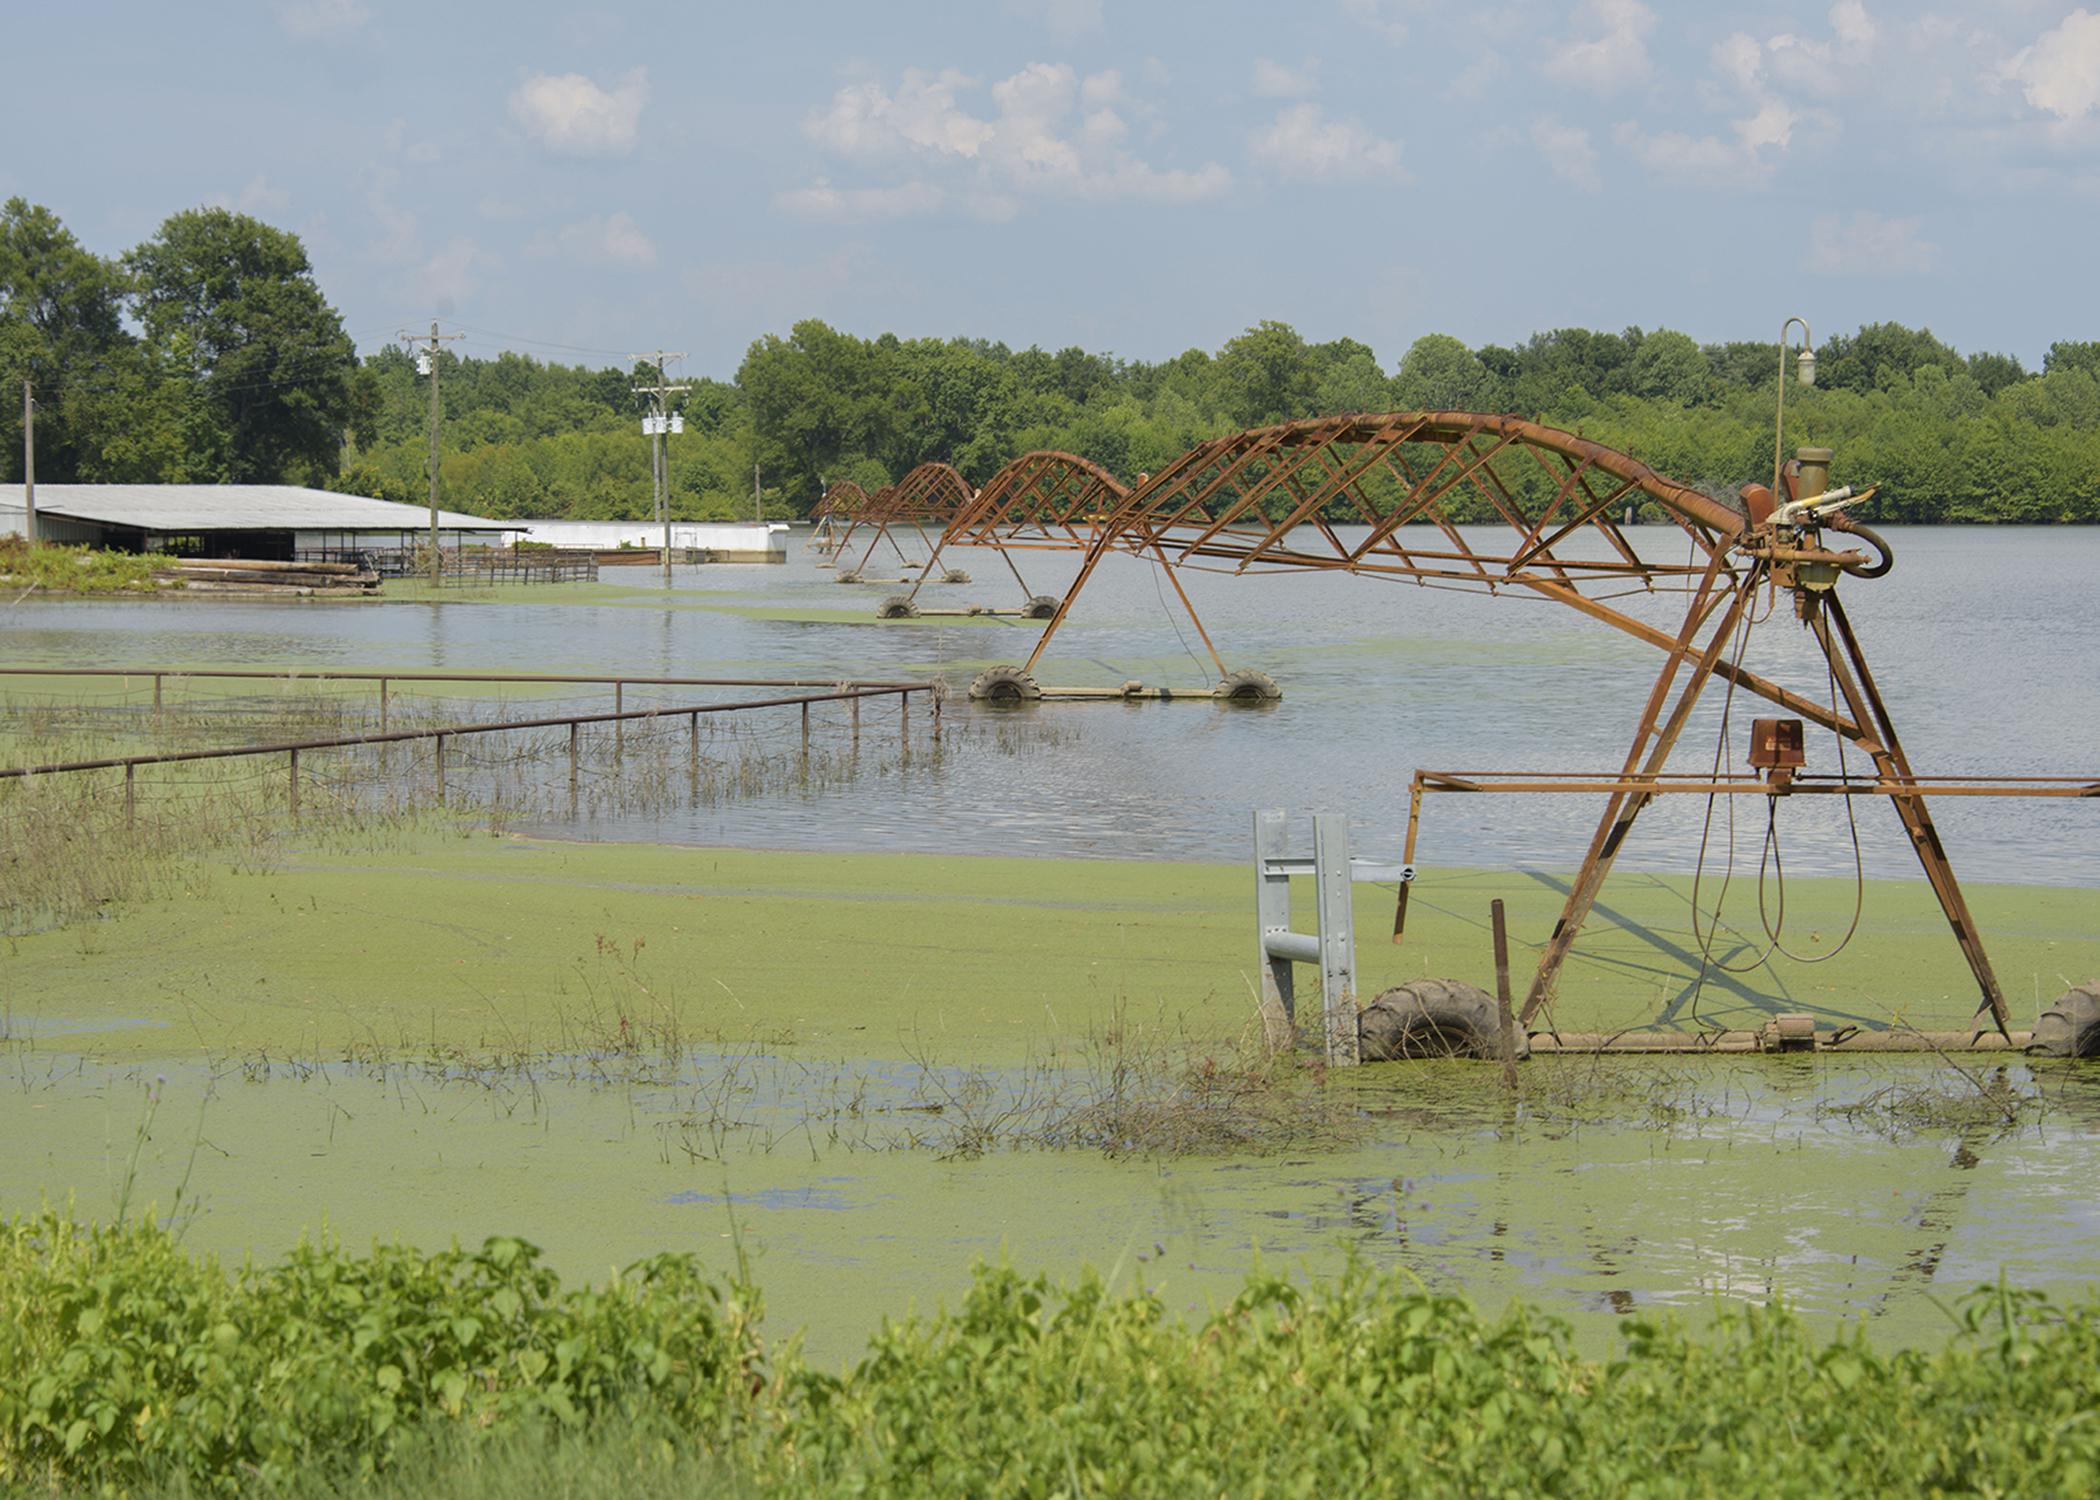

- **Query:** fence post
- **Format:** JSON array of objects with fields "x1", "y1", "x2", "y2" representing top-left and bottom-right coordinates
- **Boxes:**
[
  {"x1": 900, "y1": 689, "x2": 909, "y2": 751},
  {"x1": 1312, "y1": 812, "x2": 1360, "y2": 1067},
  {"x1": 689, "y1": 711, "x2": 699, "y2": 799},
  {"x1": 378, "y1": 678, "x2": 389, "y2": 733},
  {"x1": 435, "y1": 733, "x2": 445, "y2": 801},
  {"x1": 614, "y1": 681, "x2": 624, "y2": 760},
  {"x1": 1491, "y1": 899, "x2": 1519, "y2": 1090},
  {"x1": 289, "y1": 747, "x2": 300, "y2": 819},
  {"x1": 569, "y1": 721, "x2": 580, "y2": 803},
  {"x1": 153, "y1": 673, "x2": 163, "y2": 724},
  {"x1": 124, "y1": 763, "x2": 135, "y2": 829},
  {"x1": 801, "y1": 701, "x2": 811, "y2": 754},
  {"x1": 851, "y1": 693, "x2": 861, "y2": 744},
  {"x1": 932, "y1": 684, "x2": 942, "y2": 744},
  {"x1": 1254, "y1": 809, "x2": 1295, "y2": 1048}
]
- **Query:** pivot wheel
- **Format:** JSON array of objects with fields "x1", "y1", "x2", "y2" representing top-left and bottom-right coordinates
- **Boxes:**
[
  {"x1": 968, "y1": 665, "x2": 1043, "y2": 703},
  {"x1": 876, "y1": 596, "x2": 919, "y2": 619},
  {"x1": 1213, "y1": 668, "x2": 1281, "y2": 704},
  {"x1": 1021, "y1": 594, "x2": 1061, "y2": 620},
  {"x1": 1358, "y1": 979, "x2": 1522, "y2": 1061},
  {"x1": 2027, "y1": 984, "x2": 2100, "y2": 1058}
]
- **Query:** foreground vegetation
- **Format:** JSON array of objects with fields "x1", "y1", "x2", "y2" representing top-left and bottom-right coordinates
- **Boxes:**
[{"x1": 3, "y1": 1210, "x2": 2096, "y2": 1495}]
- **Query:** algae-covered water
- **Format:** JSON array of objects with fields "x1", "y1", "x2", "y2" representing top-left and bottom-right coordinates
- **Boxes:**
[
  {"x1": 4, "y1": 525, "x2": 2098, "y2": 1365},
  {"x1": 8, "y1": 1042, "x2": 2097, "y2": 1366}
]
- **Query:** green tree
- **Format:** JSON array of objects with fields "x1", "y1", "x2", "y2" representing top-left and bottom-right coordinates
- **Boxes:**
[
  {"x1": 1394, "y1": 334, "x2": 1495, "y2": 411},
  {"x1": 1215, "y1": 320, "x2": 1318, "y2": 426},
  {"x1": 0, "y1": 198, "x2": 132, "y2": 482},
  {"x1": 125, "y1": 208, "x2": 353, "y2": 483}
]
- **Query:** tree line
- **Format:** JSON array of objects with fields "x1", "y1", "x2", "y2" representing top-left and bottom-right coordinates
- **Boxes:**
[{"x1": 7, "y1": 197, "x2": 2100, "y2": 524}]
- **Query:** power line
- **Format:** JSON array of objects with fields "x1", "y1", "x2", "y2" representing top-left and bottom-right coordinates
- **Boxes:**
[
  {"x1": 400, "y1": 321, "x2": 465, "y2": 586},
  {"x1": 631, "y1": 349, "x2": 691, "y2": 585}
]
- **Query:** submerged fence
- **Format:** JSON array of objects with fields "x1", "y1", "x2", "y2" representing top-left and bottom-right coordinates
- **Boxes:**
[{"x1": 0, "y1": 669, "x2": 940, "y2": 825}]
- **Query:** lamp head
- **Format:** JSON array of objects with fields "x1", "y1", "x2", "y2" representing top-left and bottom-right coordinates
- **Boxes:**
[{"x1": 1796, "y1": 347, "x2": 1817, "y2": 388}]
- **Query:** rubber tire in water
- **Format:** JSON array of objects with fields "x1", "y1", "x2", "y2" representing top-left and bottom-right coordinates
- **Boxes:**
[
  {"x1": 1213, "y1": 668, "x2": 1282, "y2": 704},
  {"x1": 877, "y1": 595, "x2": 919, "y2": 619},
  {"x1": 2026, "y1": 984, "x2": 2100, "y2": 1058},
  {"x1": 968, "y1": 665, "x2": 1043, "y2": 703},
  {"x1": 1358, "y1": 978, "x2": 1522, "y2": 1061},
  {"x1": 1022, "y1": 594, "x2": 1060, "y2": 620}
]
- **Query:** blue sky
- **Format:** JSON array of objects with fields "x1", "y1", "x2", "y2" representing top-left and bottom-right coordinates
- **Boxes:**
[{"x1": 5, "y1": 1, "x2": 2097, "y2": 375}]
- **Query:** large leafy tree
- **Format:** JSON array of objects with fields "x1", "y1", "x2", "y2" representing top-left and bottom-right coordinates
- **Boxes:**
[
  {"x1": 125, "y1": 208, "x2": 353, "y2": 483},
  {"x1": 0, "y1": 198, "x2": 135, "y2": 482}
]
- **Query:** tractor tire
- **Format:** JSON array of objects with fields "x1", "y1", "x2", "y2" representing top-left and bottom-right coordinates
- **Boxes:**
[
  {"x1": 968, "y1": 665, "x2": 1044, "y2": 704},
  {"x1": 1022, "y1": 594, "x2": 1061, "y2": 620},
  {"x1": 2026, "y1": 984, "x2": 2100, "y2": 1058},
  {"x1": 1213, "y1": 668, "x2": 1282, "y2": 704},
  {"x1": 876, "y1": 595, "x2": 919, "y2": 619},
  {"x1": 943, "y1": 568, "x2": 971, "y2": 584},
  {"x1": 1358, "y1": 979, "x2": 1523, "y2": 1062}
]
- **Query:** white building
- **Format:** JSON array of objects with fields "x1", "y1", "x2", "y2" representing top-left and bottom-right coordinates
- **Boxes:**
[
  {"x1": 511, "y1": 519, "x2": 789, "y2": 563},
  {"x1": 0, "y1": 484, "x2": 518, "y2": 558}
]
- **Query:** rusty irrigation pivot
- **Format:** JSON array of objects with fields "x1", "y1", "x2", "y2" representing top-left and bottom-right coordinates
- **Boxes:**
[
  {"x1": 946, "y1": 410, "x2": 2097, "y2": 1039},
  {"x1": 821, "y1": 463, "x2": 975, "y2": 588}
]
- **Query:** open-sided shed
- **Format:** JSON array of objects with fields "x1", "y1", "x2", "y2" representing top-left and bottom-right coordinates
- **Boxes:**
[{"x1": 0, "y1": 484, "x2": 519, "y2": 559}]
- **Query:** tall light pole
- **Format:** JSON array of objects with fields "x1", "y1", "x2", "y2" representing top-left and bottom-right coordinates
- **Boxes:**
[
  {"x1": 401, "y1": 322, "x2": 463, "y2": 585},
  {"x1": 1774, "y1": 316, "x2": 1816, "y2": 500},
  {"x1": 631, "y1": 351, "x2": 690, "y2": 585},
  {"x1": 19, "y1": 379, "x2": 35, "y2": 547}
]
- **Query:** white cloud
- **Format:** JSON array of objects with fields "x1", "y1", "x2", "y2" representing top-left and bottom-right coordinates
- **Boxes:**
[
  {"x1": 528, "y1": 211, "x2": 658, "y2": 267},
  {"x1": 797, "y1": 62, "x2": 1230, "y2": 207},
  {"x1": 1447, "y1": 49, "x2": 1508, "y2": 101},
  {"x1": 208, "y1": 175, "x2": 291, "y2": 216},
  {"x1": 2001, "y1": 8, "x2": 2100, "y2": 120},
  {"x1": 1711, "y1": 32, "x2": 1763, "y2": 94},
  {"x1": 773, "y1": 179, "x2": 953, "y2": 223},
  {"x1": 1253, "y1": 58, "x2": 1320, "y2": 98},
  {"x1": 414, "y1": 238, "x2": 489, "y2": 312},
  {"x1": 1612, "y1": 99, "x2": 1796, "y2": 186},
  {"x1": 1804, "y1": 210, "x2": 1937, "y2": 275},
  {"x1": 1544, "y1": 0, "x2": 1656, "y2": 93},
  {"x1": 1342, "y1": 0, "x2": 1416, "y2": 44},
  {"x1": 382, "y1": 119, "x2": 440, "y2": 164},
  {"x1": 1830, "y1": 1, "x2": 1877, "y2": 51},
  {"x1": 276, "y1": 0, "x2": 369, "y2": 39},
  {"x1": 1249, "y1": 103, "x2": 1404, "y2": 180},
  {"x1": 805, "y1": 68, "x2": 995, "y2": 159},
  {"x1": 509, "y1": 68, "x2": 650, "y2": 157},
  {"x1": 1531, "y1": 117, "x2": 1599, "y2": 189}
]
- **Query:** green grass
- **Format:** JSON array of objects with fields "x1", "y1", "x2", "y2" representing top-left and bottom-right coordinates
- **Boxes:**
[
  {"x1": 0, "y1": 540, "x2": 172, "y2": 596},
  {"x1": 6, "y1": 1210, "x2": 2100, "y2": 1497},
  {"x1": 8, "y1": 832, "x2": 2096, "y2": 1065}
]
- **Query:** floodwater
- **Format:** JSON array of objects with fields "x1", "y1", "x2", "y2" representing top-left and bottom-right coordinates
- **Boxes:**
[
  {"x1": 6, "y1": 1046, "x2": 2096, "y2": 1364},
  {"x1": 5, "y1": 526, "x2": 2096, "y2": 884}
]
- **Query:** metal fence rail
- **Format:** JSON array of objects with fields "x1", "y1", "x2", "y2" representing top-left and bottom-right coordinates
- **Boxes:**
[{"x1": 0, "y1": 682, "x2": 936, "y2": 822}]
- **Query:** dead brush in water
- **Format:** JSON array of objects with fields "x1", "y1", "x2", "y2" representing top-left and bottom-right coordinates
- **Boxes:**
[
  {"x1": 1821, "y1": 1066, "x2": 2040, "y2": 1141},
  {"x1": 899, "y1": 1006, "x2": 1369, "y2": 1161}
]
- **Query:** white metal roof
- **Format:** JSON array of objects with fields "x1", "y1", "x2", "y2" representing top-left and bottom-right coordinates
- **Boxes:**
[{"x1": 0, "y1": 485, "x2": 520, "y2": 533}]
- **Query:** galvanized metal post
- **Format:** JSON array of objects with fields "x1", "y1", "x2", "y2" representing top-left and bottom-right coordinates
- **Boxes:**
[
  {"x1": 1253, "y1": 809, "x2": 1296, "y2": 1045},
  {"x1": 1312, "y1": 812, "x2": 1360, "y2": 1067}
]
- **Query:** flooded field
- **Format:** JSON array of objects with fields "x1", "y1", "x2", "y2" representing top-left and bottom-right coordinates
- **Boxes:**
[{"x1": 4, "y1": 525, "x2": 2098, "y2": 1374}]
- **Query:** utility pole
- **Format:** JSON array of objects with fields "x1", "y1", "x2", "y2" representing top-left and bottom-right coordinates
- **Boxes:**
[
  {"x1": 630, "y1": 351, "x2": 690, "y2": 584},
  {"x1": 20, "y1": 379, "x2": 35, "y2": 547},
  {"x1": 400, "y1": 322, "x2": 464, "y2": 585}
]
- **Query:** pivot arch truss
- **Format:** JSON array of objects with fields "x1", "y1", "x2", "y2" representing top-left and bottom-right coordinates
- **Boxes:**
[
  {"x1": 833, "y1": 462, "x2": 975, "y2": 580},
  {"x1": 969, "y1": 410, "x2": 2077, "y2": 1033},
  {"x1": 903, "y1": 449, "x2": 1133, "y2": 615}
]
